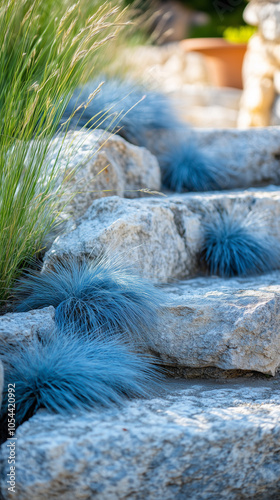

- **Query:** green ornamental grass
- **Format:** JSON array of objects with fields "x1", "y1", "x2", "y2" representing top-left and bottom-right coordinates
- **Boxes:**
[{"x1": 0, "y1": 0, "x2": 126, "y2": 305}]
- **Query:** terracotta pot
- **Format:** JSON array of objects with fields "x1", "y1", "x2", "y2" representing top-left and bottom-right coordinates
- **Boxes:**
[{"x1": 181, "y1": 38, "x2": 247, "y2": 89}]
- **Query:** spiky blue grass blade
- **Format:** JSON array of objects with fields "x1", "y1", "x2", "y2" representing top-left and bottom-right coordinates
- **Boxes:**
[
  {"x1": 62, "y1": 78, "x2": 229, "y2": 193},
  {"x1": 61, "y1": 78, "x2": 179, "y2": 146},
  {"x1": 0, "y1": 330, "x2": 161, "y2": 436},
  {"x1": 15, "y1": 257, "x2": 164, "y2": 341},
  {"x1": 160, "y1": 140, "x2": 227, "y2": 193},
  {"x1": 201, "y1": 210, "x2": 280, "y2": 277}
]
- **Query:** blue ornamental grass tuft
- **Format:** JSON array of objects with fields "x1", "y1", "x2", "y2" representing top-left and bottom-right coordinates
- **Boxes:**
[
  {"x1": 62, "y1": 78, "x2": 228, "y2": 193},
  {"x1": 160, "y1": 141, "x2": 226, "y2": 193},
  {"x1": 201, "y1": 209, "x2": 280, "y2": 277},
  {"x1": 62, "y1": 78, "x2": 178, "y2": 147},
  {"x1": 0, "y1": 329, "x2": 160, "y2": 434},
  {"x1": 15, "y1": 256, "x2": 164, "y2": 340}
]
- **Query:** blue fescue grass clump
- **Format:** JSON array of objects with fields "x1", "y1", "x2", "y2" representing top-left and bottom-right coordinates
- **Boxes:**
[
  {"x1": 201, "y1": 210, "x2": 280, "y2": 277},
  {"x1": 62, "y1": 77, "x2": 179, "y2": 146},
  {"x1": 0, "y1": 329, "x2": 160, "y2": 435},
  {"x1": 62, "y1": 78, "x2": 228, "y2": 193},
  {"x1": 15, "y1": 257, "x2": 164, "y2": 340},
  {"x1": 160, "y1": 141, "x2": 226, "y2": 193}
]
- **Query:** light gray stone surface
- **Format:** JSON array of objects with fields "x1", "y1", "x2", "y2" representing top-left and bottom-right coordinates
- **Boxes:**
[
  {"x1": 143, "y1": 126, "x2": 280, "y2": 189},
  {"x1": 194, "y1": 126, "x2": 280, "y2": 188},
  {"x1": 1, "y1": 378, "x2": 280, "y2": 500},
  {"x1": 156, "y1": 272, "x2": 280, "y2": 375},
  {"x1": 48, "y1": 126, "x2": 280, "y2": 207},
  {"x1": 44, "y1": 195, "x2": 195, "y2": 281},
  {"x1": 44, "y1": 187, "x2": 280, "y2": 282},
  {"x1": 0, "y1": 307, "x2": 55, "y2": 345},
  {"x1": 48, "y1": 130, "x2": 161, "y2": 219},
  {"x1": 2, "y1": 275, "x2": 279, "y2": 376}
]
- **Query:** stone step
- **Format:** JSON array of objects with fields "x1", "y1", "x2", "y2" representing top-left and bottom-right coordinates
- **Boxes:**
[
  {"x1": 1, "y1": 378, "x2": 279, "y2": 500},
  {"x1": 156, "y1": 271, "x2": 280, "y2": 376},
  {"x1": 193, "y1": 126, "x2": 280, "y2": 189},
  {"x1": 1, "y1": 272, "x2": 280, "y2": 376},
  {"x1": 45, "y1": 187, "x2": 280, "y2": 282},
  {"x1": 47, "y1": 129, "x2": 161, "y2": 221},
  {"x1": 141, "y1": 126, "x2": 280, "y2": 190},
  {"x1": 48, "y1": 127, "x2": 280, "y2": 224}
]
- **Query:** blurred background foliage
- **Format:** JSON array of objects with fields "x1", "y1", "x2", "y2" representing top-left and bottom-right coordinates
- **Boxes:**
[{"x1": 123, "y1": 0, "x2": 250, "y2": 42}]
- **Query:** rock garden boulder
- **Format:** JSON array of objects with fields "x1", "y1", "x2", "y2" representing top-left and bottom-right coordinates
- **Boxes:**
[
  {"x1": 2, "y1": 273, "x2": 280, "y2": 376},
  {"x1": 1, "y1": 378, "x2": 280, "y2": 500},
  {"x1": 140, "y1": 126, "x2": 280, "y2": 189},
  {"x1": 48, "y1": 130, "x2": 161, "y2": 219},
  {"x1": 0, "y1": 307, "x2": 55, "y2": 345},
  {"x1": 44, "y1": 187, "x2": 280, "y2": 282},
  {"x1": 194, "y1": 126, "x2": 280, "y2": 188},
  {"x1": 157, "y1": 271, "x2": 280, "y2": 376}
]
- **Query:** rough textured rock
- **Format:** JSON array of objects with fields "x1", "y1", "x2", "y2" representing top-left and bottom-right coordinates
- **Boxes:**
[
  {"x1": 44, "y1": 195, "x2": 195, "y2": 281},
  {"x1": 0, "y1": 307, "x2": 55, "y2": 345},
  {"x1": 1, "y1": 378, "x2": 280, "y2": 500},
  {"x1": 48, "y1": 130, "x2": 161, "y2": 219},
  {"x1": 44, "y1": 187, "x2": 280, "y2": 282},
  {"x1": 142, "y1": 126, "x2": 280, "y2": 189},
  {"x1": 194, "y1": 126, "x2": 280, "y2": 188},
  {"x1": 156, "y1": 271, "x2": 280, "y2": 376},
  {"x1": 2, "y1": 276, "x2": 279, "y2": 377}
]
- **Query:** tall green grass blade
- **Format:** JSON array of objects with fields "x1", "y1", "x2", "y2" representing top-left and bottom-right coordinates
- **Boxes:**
[{"x1": 0, "y1": 0, "x2": 126, "y2": 305}]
